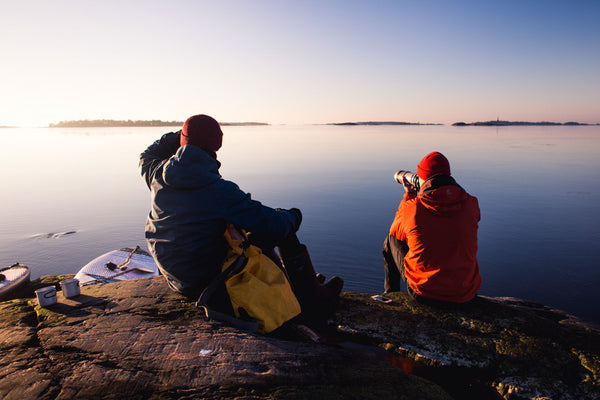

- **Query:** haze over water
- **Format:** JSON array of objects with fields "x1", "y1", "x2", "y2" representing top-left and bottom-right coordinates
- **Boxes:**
[{"x1": 1, "y1": 124, "x2": 599, "y2": 324}]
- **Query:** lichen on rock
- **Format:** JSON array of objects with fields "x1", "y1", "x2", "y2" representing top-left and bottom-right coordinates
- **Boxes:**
[{"x1": 330, "y1": 292, "x2": 600, "y2": 399}]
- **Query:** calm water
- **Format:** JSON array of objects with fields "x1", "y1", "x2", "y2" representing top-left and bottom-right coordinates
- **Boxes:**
[{"x1": 1, "y1": 125, "x2": 599, "y2": 323}]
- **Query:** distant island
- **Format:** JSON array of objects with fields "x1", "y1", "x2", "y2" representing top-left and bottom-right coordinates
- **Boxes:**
[
  {"x1": 48, "y1": 119, "x2": 269, "y2": 128},
  {"x1": 327, "y1": 121, "x2": 441, "y2": 126},
  {"x1": 5, "y1": 119, "x2": 596, "y2": 128},
  {"x1": 452, "y1": 120, "x2": 598, "y2": 126}
]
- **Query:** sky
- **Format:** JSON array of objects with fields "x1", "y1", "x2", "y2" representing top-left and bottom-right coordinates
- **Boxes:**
[{"x1": 1, "y1": 0, "x2": 599, "y2": 127}]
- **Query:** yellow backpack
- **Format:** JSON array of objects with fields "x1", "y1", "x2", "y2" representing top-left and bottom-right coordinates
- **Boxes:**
[{"x1": 197, "y1": 225, "x2": 301, "y2": 334}]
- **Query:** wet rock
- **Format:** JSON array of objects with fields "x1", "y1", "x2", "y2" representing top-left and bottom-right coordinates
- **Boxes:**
[
  {"x1": 0, "y1": 276, "x2": 451, "y2": 400},
  {"x1": 31, "y1": 231, "x2": 78, "y2": 240}
]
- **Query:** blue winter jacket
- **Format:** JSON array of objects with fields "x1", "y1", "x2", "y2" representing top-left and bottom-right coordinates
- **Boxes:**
[{"x1": 139, "y1": 131, "x2": 301, "y2": 297}]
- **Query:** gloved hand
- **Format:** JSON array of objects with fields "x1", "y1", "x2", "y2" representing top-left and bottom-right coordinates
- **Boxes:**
[
  {"x1": 164, "y1": 130, "x2": 182, "y2": 156},
  {"x1": 290, "y1": 208, "x2": 302, "y2": 229},
  {"x1": 277, "y1": 207, "x2": 302, "y2": 232}
]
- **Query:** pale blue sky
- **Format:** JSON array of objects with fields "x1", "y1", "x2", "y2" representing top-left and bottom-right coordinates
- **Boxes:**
[{"x1": 1, "y1": 0, "x2": 598, "y2": 126}]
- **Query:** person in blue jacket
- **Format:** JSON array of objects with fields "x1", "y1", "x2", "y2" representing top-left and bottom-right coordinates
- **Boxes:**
[{"x1": 139, "y1": 114, "x2": 342, "y2": 316}]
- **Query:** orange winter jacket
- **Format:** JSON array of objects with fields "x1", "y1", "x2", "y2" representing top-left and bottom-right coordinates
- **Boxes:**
[{"x1": 390, "y1": 175, "x2": 481, "y2": 303}]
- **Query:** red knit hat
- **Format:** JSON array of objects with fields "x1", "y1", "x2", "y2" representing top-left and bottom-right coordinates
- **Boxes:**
[
  {"x1": 417, "y1": 151, "x2": 451, "y2": 180},
  {"x1": 180, "y1": 114, "x2": 223, "y2": 151}
]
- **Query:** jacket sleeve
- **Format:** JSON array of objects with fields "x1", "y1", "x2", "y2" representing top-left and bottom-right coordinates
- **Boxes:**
[
  {"x1": 139, "y1": 131, "x2": 181, "y2": 188},
  {"x1": 219, "y1": 181, "x2": 301, "y2": 238},
  {"x1": 389, "y1": 192, "x2": 416, "y2": 241}
]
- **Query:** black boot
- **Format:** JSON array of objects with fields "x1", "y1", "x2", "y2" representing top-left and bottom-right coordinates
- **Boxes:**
[
  {"x1": 316, "y1": 273, "x2": 326, "y2": 284},
  {"x1": 280, "y1": 244, "x2": 343, "y2": 322}
]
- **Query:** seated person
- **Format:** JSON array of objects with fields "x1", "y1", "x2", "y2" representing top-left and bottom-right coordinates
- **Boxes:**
[
  {"x1": 382, "y1": 151, "x2": 481, "y2": 304},
  {"x1": 139, "y1": 114, "x2": 342, "y2": 317}
]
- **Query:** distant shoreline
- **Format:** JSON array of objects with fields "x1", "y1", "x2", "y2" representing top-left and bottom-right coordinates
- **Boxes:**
[
  {"x1": 327, "y1": 121, "x2": 442, "y2": 126},
  {"x1": 47, "y1": 120, "x2": 269, "y2": 128},
  {"x1": 2, "y1": 119, "x2": 598, "y2": 128},
  {"x1": 452, "y1": 120, "x2": 599, "y2": 126},
  {"x1": 328, "y1": 120, "x2": 598, "y2": 126}
]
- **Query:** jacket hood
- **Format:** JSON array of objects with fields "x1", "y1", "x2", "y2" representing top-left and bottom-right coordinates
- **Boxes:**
[
  {"x1": 162, "y1": 145, "x2": 221, "y2": 189},
  {"x1": 418, "y1": 175, "x2": 468, "y2": 216}
]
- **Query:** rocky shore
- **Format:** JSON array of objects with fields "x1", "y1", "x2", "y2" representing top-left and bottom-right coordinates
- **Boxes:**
[{"x1": 1, "y1": 275, "x2": 598, "y2": 400}]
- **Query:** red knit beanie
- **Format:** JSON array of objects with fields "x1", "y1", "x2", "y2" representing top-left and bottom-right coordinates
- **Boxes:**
[
  {"x1": 180, "y1": 114, "x2": 223, "y2": 151},
  {"x1": 417, "y1": 151, "x2": 451, "y2": 180}
]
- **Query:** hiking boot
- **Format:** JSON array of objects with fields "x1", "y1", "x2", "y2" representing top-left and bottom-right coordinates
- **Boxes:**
[
  {"x1": 280, "y1": 245, "x2": 344, "y2": 309},
  {"x1": 322, "y1": 275, "x2": 344, "y2": 296},
  {"x1": 316, "y1": 273, "x2": 326, "y2": 284}
]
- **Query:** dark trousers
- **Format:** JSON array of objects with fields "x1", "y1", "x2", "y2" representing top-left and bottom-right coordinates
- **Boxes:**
[
  {"x1": 382, "y1": 233, "x2": 409, "y2": 293},
  {"x1": 247, "y1": 232, "x2": 303, "y2": 268},
  {"x1": 382, "y1": 233, "x2": 463, "y2": 307}
]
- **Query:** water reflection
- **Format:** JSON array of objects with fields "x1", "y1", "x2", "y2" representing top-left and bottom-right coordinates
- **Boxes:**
[{"x1": 1, "y1": 125, "x2": 599, "y2": 323}]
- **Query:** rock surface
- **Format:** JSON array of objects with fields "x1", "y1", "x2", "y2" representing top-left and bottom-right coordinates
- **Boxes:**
[
  {"x1": 0, "y1": 276, "x2": 450, "y2": 400},
  {"x1": 332, "y1": 293, "x2": 600, "y2": 400},
  {"x1": 1, "y1": 275, "x2": 599, "y2": 400}
]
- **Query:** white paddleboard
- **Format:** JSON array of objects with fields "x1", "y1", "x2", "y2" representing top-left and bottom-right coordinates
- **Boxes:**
[
  {"x1": 0, "y1": 264, "x2": 31, "y2": 299},
  {"x1": 75, "y1": 247, "x2": 159, "y2": 286}
]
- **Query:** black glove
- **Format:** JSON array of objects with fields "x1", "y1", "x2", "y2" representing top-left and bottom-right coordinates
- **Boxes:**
[
  {"x1": 276, "y1": 207, "x2": 303, "y2": 233},
  {"x1": 163, "y1": 130, "x2": 182, "y2": 157},
  {"x1": 290, "y1": 208, "x2": 302, "y2": 229}
]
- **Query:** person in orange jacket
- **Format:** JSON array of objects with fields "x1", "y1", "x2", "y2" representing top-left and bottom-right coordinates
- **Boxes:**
[{"x1": 383, "y1": 151, "x2": 482, "y2": 304}]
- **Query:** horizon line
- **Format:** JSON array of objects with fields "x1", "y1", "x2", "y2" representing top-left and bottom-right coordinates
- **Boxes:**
[{"x1": 3, "y1": 118, "x2": 599, "y2": 129}]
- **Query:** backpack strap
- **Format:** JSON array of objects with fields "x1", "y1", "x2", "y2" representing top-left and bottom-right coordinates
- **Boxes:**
[
  {"x1": 196, "y1": 254, "x2": 247, "y2": 308},
  {"x1": 195, "y1": 252, "x2": 259, "y2": 332}
]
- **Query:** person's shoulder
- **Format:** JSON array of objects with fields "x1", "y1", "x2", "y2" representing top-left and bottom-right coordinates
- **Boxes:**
[
  {"x1": 217, "y1": 177, "x2": 242, "y2": 192},
  {"x1": 464, "y1": 190, "x2": 478, "y2": 202},
  {"x1": 210, "y1": 177, "x2": 250, "y2": 201},
  {"x1": 463, "y1": 191, "x2": 480, "y2": 210}
]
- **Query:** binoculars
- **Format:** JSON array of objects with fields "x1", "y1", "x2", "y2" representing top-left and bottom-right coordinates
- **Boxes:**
[{"x1": 394, "y1": 170, "x2": 420, "y2": 193}]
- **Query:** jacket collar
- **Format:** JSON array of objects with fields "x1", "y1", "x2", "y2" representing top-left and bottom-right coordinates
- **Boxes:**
[
  {"x1": 419, "y1": 174, "x2": 461, "y2": 196},
  {"x1": 417, "y1": 175, "x2": 467, "y2": 216}
]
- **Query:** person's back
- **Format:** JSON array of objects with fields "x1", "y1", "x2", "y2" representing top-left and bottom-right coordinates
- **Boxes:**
[
  {"x1": 383, "y1": 152, "x2": 481, "y2": 304},
  {"x1": 139, "y1": 115, "x2": 300, "y2": 298},
  {"x1": 139, "y1": 114, "x2": 343, "y2": 322}
]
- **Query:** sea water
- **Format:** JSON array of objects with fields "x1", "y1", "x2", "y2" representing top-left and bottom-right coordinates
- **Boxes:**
[{"x1": 1, "y1": 124, "x2": 599, "y2": 323}]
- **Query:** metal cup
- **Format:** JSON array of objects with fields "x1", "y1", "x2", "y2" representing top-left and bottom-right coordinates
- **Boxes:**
[
  {"x1": 60, "y1": 278, "x2": 80, "y2": 298},
  {"x1": 35, "y1": 286, "x2": 57, "y2": 307}
]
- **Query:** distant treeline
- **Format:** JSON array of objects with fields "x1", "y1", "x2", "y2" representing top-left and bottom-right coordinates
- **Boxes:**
[
  {"x1": 328, "y1": 121, "x2": 441, "y2": 126},
  {"x1": 452, "y1": 120, "x2": 597, "y2": 126},
  {"x1": 48, "y1": 119, "x2": 269, "y2": 128},
  {"x1": 49, "y1": 119, "x2": 182, "y2": 128},
  {"x1": 39, "y1": 119, "x2": 599, "y2": 128}
]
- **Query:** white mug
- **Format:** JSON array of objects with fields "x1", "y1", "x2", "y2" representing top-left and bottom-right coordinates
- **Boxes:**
[
  {"x1": 60, "y1": 278, "x2": 80, "y2": 298},
  {"x1": 35, "y1": 286, "x2": 57, "y2": 307}
]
